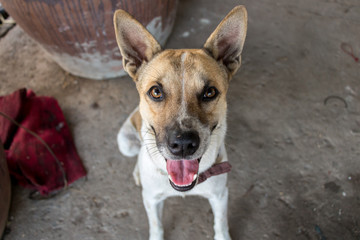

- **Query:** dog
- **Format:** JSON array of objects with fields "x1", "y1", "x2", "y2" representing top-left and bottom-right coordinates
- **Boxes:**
[{"x1": 114, "y1": 6, "x2": 247, "y2": 240}]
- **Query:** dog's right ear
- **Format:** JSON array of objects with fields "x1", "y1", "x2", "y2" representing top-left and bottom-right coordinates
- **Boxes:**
[
  {"x1": 204, "y1": 6, "x2": 247, "y2": 78},
  {"x1": 114, "y1": 10, "x2": 161, "y2": 79}
]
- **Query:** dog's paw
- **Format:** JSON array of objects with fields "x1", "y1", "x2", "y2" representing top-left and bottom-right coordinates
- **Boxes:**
[
  {"x1": 149, "y1": 230, "x2": 164, "y2": 240},
  {"x1": 214, "y1": 232, "x2": 231, "y2": 240}
]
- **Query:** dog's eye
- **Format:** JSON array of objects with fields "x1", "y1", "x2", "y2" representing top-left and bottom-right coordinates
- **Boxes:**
[
  {"x1": 148, "y1": 86, "x2": 164, "y2": 101},
  {"x1": 202, "y1": 87, "x2": 218, "y2": 101}
]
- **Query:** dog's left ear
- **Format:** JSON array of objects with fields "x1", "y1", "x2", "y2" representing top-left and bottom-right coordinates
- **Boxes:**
[
  {"x1": 114, "y1": 10, "x2": 161, "y2": 79},
  {"x1": 204, "y1": 6, "x2": 248, "y2": 78}
]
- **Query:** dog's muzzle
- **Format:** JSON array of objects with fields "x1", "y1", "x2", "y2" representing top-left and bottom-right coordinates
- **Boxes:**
[{"x1": 165, "y1": 130, "x2": 201, "y2": 191}]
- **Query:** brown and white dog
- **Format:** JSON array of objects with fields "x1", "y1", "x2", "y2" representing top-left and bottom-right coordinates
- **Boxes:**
[{"x1": 115, "y1": 6, "x2": 247, "y2": 240}]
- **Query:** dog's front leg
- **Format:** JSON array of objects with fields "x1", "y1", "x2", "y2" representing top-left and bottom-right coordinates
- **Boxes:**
[
  {"x1": 142, "y1": 191, "x2": 165, "y2": 240},
  {"x1": 208, "y1": 187, "x2": 231, "y2": 240}
]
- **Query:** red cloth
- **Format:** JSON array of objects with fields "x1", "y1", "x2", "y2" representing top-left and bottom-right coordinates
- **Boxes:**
[
  {"x1": 0, "y1": 89, "x2": 86, "y2": 195},
  {"x1": 0, "y1": 88, "x2": 26, "y2": 149}
]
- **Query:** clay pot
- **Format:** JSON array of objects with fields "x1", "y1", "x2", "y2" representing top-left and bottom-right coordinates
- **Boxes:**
[
  {"x1": 0, "y1": 143, "x2": 11, "y2": 237},
  {"x1": 2, "y1": 0, "x2": 178, "y2": 79}
]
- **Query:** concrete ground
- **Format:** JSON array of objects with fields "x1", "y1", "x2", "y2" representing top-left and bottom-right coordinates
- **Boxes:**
[{"x1": 1, "y1": 0, "x2": 360, "y2": 239}]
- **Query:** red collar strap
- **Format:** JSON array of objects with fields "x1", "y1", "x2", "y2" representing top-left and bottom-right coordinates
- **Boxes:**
[{"x1": 197, "y1": 162, "x2": 232, "y2": 184}]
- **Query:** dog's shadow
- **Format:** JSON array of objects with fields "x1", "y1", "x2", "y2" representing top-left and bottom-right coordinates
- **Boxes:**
[
  {"x1": 228, "y1": 194, "x2": 253, "y2": 239},
  {"x1": 161, "y1": 194, "x2": 253, "y2": 239}
]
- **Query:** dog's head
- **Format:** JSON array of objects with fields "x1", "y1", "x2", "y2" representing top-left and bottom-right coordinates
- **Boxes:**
[{"x1": 114, "y1": 6, "x2": 247, "y2": 191}]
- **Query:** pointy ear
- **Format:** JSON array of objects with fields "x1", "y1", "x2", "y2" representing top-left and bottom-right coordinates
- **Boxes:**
[
  {"x1": 113, "y1": 10, "x2": 161, "y2": 79},
  {"x1": 204, "y1": 6, "x2": 248, "y2": 78}
]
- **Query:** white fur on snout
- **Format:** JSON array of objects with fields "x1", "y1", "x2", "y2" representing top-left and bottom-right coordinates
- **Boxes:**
[{"x1": 181, "y1": 52, "x2": 188, "y2": 110}]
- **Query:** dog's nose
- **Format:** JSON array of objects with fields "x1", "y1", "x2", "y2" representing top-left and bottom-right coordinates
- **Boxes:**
[{"x1": 167, "y1": 131, "x2": 200, "y2": 157}]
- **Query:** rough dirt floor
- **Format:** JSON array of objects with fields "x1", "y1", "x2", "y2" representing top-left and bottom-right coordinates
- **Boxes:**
[{"x1": 1, "y1": 0, "x2": 360, "y2": 239}]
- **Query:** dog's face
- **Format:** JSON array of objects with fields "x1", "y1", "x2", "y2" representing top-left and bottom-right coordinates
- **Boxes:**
[
  {"x1": 137, "y1": 50, "x2": 229, "y2": 191},
  {"x1": 137, "y1": 49, "x2": 228, "y2": 160},
  {"x1": 114, "y1": 6, "x2": 247, "y2": 191}
]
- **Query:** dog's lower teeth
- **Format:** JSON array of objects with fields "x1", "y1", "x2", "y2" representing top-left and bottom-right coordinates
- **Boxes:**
[
  {"x1": 174, "y1": 182, "x2": 191, "y2": 187},
  {"x1": 168, "y1": 175, "x2": 197, "y2": 187}
]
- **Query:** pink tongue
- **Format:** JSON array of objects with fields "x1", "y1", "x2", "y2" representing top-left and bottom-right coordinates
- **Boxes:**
[{"x1": 166, "y1": 159, "x2": 199, "y2": 186}]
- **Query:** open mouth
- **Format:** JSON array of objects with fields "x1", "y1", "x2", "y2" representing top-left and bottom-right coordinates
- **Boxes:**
[{"x1": 166, "y1": 158, "x2": 200, "y2": 192}]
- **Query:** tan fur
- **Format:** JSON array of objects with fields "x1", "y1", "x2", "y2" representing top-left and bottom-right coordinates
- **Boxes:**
[
  {"x1": 130, "y1": 109, "x2": 142, "y2": 135},
  {"x1": 136, "y1": 49, "x2": 228, "y2": 143}
]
